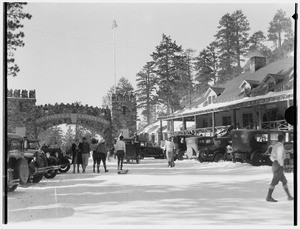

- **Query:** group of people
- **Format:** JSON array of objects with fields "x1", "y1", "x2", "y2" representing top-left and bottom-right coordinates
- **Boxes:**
[
  {"x1": 71, "y1": 132, "x2": 134, "y2": 173},
  {"x1": 71, "y1": 136, "x2": 109, "y2": 174}
]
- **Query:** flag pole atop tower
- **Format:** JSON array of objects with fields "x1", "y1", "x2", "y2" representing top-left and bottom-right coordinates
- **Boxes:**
[{"x1": 112, "y1": 5, "x2": 118, "y2": 94}]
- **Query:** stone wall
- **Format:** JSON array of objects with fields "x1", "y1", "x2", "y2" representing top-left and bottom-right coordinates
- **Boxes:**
[{"x1": 111, "y1": 92, "x2": 137, "y2": 139}]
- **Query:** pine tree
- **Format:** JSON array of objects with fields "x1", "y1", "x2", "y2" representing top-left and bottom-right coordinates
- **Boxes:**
[
  {"x1": 178, "y1": 49, "x2": 195, "y2": 107},
  {"x1": 214, "y1": 13, "x2": 236, "y2": 84},
  {"x1": 136, "y1": 61, "x2": 157, "y2": 124},
  {"x1": 151, "y1": 34, "x2": 185, "y2": 113},
  {"x1": 6, "y1": 3, "x2": 32, "y2": 77},
  {"x1": 231, "y1": 10, "x2": 250, "y2": 69},
  {"x1": 268, "y1": 9, "x2": 293, "y2": 48}
]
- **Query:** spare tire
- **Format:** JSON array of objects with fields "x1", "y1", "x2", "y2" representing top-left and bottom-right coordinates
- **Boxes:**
[
  {"x1": 32, "y1": 152, "x2": 48, "y2": 183},
  {"x1": 17, "y1": 158, "x2": 29, "y2": 185}
]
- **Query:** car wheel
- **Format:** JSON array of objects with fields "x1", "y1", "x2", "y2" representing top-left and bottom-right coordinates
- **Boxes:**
[
  {"x1": 58, "y1": 156, "x2": 71, "y2": 173},
  {"x1": 250, "y1": 151, "x2": 264, "y2": 166},
  {"x1": 31, "y1": 152, "x2": 48, "y2": 183},
  {"x1": 7, "y1": 169, "x2": 18, "y2": 192},
  {"x1": 17, "y1": 158, "x2": 29, "y2": 185},
  {"x1": 44, "y1": 156, "x2": 58, "y2": 179},
  {"x1": 213, "y1": 152, "x2": 224, "y2": 162}
]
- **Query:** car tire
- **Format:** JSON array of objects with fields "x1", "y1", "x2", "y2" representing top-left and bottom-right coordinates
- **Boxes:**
[
  {"x1": 44, "y1": 156, "x2": 58, "y2": 179},
  {"x1": 17, "y1": 158, "x2": 29, "y2": 185},
  {"x1": 7, "y1": 168, "x2": 18, "y2": 192},
  {"x1": 58, "y1": 156, "x2": 71, "y2": 173},
  {"x1": 213, "y1": 152, "x2": 224, "y2": 162},
  {"x1": 250, "y1": 151, "x2": 264, "y2": 166},
  {"x1": 31, "y1": 152, "x2": 48, "y2": 183}
]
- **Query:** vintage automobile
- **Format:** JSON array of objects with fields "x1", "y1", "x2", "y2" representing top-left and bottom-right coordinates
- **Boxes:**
[
  {"x1": 171, "y1": 134, "x2": 195, "y2": 160},
  {"x1": 139, "y1": 140, "x2": 165, "y2": 159},
  {"x1": 123, "y1": 138, "x2": 140, "y2": 164},
  {"x1": 229, "y1": 129, "x2": 294, "y2": 167},
  {"x1": 26, "y1": 139, "x2": 59, "y2": 179},
  {"x1": 7, "y1": 133, "x2": 30, "y2": 192},
  {"x1": 41, "y1": 145, "x2": 71, "y2": 173},
  {"x1": 7, "y1": 133, "x2": 61, "y2": 188},
  {"x1": 185, "y1": 136, "x2": 231, "y2": 162}
]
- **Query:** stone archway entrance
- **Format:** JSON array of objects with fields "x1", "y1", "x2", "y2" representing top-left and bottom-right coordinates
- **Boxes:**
[{"x1": 35, "y1": 112, "x2": 112, "y2": 146}]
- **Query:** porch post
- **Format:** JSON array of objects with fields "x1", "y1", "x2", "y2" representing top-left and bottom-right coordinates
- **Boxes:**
[
  {"x1": 159, "y1": 119, "x2": 163, "y2": 145},
  {"x1": 212, "y1": 111, "x2": 215, "y2": 136},
  {"x1": 171, "y1": 119, "x2": 174, "y2": 132},
  {"x1": 182, "y1": 117, "x2": 187, "y2": 130},
  {"x1": 287, "y1": 100, "x2": 292, "y2": 130},
  {"x1": 258, "y1": 105, "x2": 262, "y2": 130},
  {"x1": 233, "y1": 108, "x2": 237, "y2": 127},
  {"x1": 194, "y1": 115, "x2": 197, "y2": 132}
]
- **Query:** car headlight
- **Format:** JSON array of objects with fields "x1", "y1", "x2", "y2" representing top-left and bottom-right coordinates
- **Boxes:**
[
  {"x1": 46, "y1": 152, "x2": 50, "y2": 158},
  {"x1": 55, "y1": 152, "x2": 59, "y2": 158}
]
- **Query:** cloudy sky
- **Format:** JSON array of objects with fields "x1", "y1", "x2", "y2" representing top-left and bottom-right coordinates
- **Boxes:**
[{"x1": 7, "y1": 1, "x2": 295, "y2": 107}]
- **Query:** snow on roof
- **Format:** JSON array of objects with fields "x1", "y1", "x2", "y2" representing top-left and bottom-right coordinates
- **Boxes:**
[{"x1": 160, "y1": 89, "x2": 293, "y2": 119}]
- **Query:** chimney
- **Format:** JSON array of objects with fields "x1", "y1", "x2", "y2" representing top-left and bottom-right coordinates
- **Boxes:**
[{"x1": 250, "y1": 56, "x2": 266, "y2": 72}]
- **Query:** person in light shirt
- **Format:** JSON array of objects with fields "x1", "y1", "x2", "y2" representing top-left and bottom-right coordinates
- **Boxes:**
[
  {"x1": 164, "y1": 136, "x2": 175, "y2": 167},
  {"x1": 114, "y1": 135, "x2": 126, "y2": 171},
  {"x1": 266, "y1": 134, "x2": 294, "y2": 202}
]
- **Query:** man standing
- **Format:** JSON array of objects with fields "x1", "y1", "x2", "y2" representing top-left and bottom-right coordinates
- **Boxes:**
[
  {"x1": 114, "y1": 135, "x2": 126, "y2": 171},
  {"x1": 80, "y1": 137, "x2": 90, "y2": 173},
  {"x1": 72, "y1": 138, "x2": 82, "y2": 173},
  {"x1": 96, "y1": 138, "x2": 109, "y2": 173},
  {"x1": 133, "y1": 132, "x2": 140, "y2": 159},
  {"x1": 266, "y1": 134, "x2": 294, "y2": 202},
  {"x1": 164, "y1": 136, "x2": 175, "y2": 167}
]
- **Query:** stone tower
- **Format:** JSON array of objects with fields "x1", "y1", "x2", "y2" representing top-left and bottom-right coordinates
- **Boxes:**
[
  {"x1": 7, "y1": 89, "x2": 37, "y2": 138},
  {"x1": 110, "y1": 92, "x2": 137, "y2": 139}
]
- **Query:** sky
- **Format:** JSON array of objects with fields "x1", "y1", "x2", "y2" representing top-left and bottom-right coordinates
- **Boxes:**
[{"x1": 7, "y1": 1, "x2": 295, "y2": 107}]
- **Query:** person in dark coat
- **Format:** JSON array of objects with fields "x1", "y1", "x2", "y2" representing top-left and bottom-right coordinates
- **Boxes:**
[
  {"x1": 177, "y1": 137, "x2": 187, "y2": 160},
  {"x1": 72, "y1": 138, "x2": 82, "y2": 173},
  {"x1": 96, "y1": 138, "x2": 109, "y2": 173},
  {"x1": 90, "y1": 138, "x2": 98, "y2": 173},
  {"x1": 79, "y1": 137, "x2": 90, "y2": 173}
]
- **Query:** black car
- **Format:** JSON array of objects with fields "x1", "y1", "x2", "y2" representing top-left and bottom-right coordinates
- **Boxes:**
[
  {"x1": 171, "y1": 134, "x2": 195, "y2": 160},
  {"x1": 7, "y1": 133, "x2": 30, "y2": 192},
  {"x1": 123, "y1": 138, "x2": 140, "y2": 164},
  {"x1": 230, "y1": 129, "x2": 293, "y2": 167},
  {"x1": 185, "y1": 136, "x2": 231, "y2": 162},
  {"x1": 139, "y1": 140, "x2": 165, "y2": 159}
]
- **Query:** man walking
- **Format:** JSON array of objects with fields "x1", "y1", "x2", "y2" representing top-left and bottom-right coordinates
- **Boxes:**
[
  {"x1": 114, "y1": 135, "x2": 126, "y2": 171},
  {"x1": 164, "y1": 136, "x2": 175, "y2": 167},
  {"x1": 266, "y1": 134, "x2": 294, "y2": 202},
  {"x1": 71, "y1": 138, "x2": 82, "y2": 173},
  {"x1": 80, "y1": 137, "x2": 90, "y2": 173},
  {"x1": 96, "y1": 138, "x2": 109, "y2": 173}
]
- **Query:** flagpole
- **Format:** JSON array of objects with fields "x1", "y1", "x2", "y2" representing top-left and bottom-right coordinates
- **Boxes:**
[{"x1": 113, "y1": 4, "x2": 116, "y2": 94}]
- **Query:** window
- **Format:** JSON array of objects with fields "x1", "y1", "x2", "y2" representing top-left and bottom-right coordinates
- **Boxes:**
[
  {"x1": 212, "y1": 95, "x2": 216, "y2": 103},
  {"x1": 208, "y1": 96, "x2": 212, "y2": 104},
  {"x1": 122, "y1": 106, "x2": 127, "y2": 115},
  {"x1": 268, "y1": 82, "x2": 275, "y2": 92},
  {"x1": 222, "y1": 116, "x2": 231, "y2": 126},
  {"x1": 243, "y1": 113, "x2": 253, "y2": 128},
  {"x1": 19, "y1": 102, "x2": 24, "y2": 112},
  {"x1": 202, "y1": 119, "x2": 208, "y2": 128},
  {"x1": 254, "y1": 134, "x2": 268, "y2": 142}
]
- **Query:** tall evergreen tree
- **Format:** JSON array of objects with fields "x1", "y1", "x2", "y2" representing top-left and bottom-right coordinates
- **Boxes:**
[
  {"x1": 231, "y1": 10, "x2": 250, "y2": 69},
  {"x1": 136, "y1": 61, "x2": 157, "y2": 124},
  {"x1": 268, "y1": 9, "x2": 293, "y2": 48},
  {"x1": 180, "y1": 49, "x2": 195, "y2": 107},
  {"x1": 151, "y1": 34, "x2": 185, "y2": 113},
  {"x1": 7, "y1": 3, "x2": 32, "y2": 77},
  {"x1": 214, "y1": 13, "x2": 236, "y2": 84}
]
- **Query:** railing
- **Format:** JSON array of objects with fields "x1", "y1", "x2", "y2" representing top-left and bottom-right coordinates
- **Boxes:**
[
  {"x1": 262, "y1": 119, "x2": 293, "y2": 130},
  {"x1": 169, "y1": 125, "x2": 231, "y2": 137}
]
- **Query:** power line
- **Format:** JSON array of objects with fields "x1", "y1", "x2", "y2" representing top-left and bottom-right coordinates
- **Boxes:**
[{"x1": 25, "y1": 28, "x2": 154, "y2": 51}]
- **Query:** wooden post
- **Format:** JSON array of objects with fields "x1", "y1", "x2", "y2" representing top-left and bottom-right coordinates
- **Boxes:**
[
  {"x1": 257, "y1": 105, "x2": 262, "y2": 130},
  {"x1": 212, "y1": 111, "x2": 215, "y2": 136},
  {"x1": 182, "y1": 117, "x2": 187, "y2": 130},
  {"x1": 194, "y1": 115, "x2": 197, "y2": 132},
  {"x1": 159, "y1": 119, "x2": 163, "y2": 145}
]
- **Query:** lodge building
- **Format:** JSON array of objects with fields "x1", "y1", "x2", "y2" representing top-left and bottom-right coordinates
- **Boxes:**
[{"x1": 139, "y1": 56, "x2": 294, "y2": 145}]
